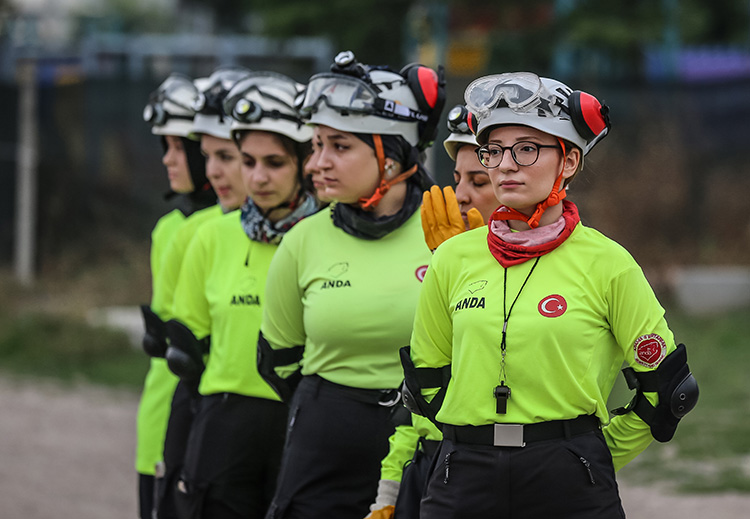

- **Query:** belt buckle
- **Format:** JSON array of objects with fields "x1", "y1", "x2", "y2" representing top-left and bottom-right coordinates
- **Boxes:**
[
  {"x1": 493, "y1": 424, "x2": 525, "y2": 447},
  {"x1": 378, "y1": 389, "x2": 401, "y2": 407}
]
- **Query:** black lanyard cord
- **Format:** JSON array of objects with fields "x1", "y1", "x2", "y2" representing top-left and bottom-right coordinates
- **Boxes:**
[{"x1": 499, "y1": 256, "x2": 540, "y2": 384}]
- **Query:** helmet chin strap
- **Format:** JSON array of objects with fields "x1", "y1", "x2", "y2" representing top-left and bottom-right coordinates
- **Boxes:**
[
  {"x1": 358, "y1": 134, "x2": 417, "y2": 211},
  {"x1": 493, "y1": 138, "x2": 567, "y2": 229},
  {"x1": 258, "y1": 181, "x2": 303, "y2": 219}
]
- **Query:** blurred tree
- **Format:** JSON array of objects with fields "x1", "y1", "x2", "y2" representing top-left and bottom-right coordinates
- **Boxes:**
[
  {"x1": 242, "y1": 0, "x2": 416, "y2": 65},
  {"x1": 74, "y1": 0, "x2": 175, "y2": 33},
  {"x1": 181, "y1": 0, "x2": 251, "y2": 32},
  {"x1": 461, "y1": 0, "x2": 558, "y2": 74},
  {"x1": 559, "y1": 0, "x2": 750, "y2": 79},
  {"x1": 564, "y1": 0, "x2": 750, "y2": 47},
  {"x1": 678, "y1": 0, "x2": 750, "y2": 44},
  {"x1": 561, "y1": 1, "x2": 666, "y2": 78}
]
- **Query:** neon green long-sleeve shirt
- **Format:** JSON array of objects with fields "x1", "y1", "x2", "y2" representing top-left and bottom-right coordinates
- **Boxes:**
[
  {"x1": 410, "y1": 220, "x2": 674, "y2": 471},
  {"x1": 380, "y1": 415, "x2": 442, "y2": 482},
  {"x1": 135, "y1": 209, "x2": 185, "y2": 475},
  {"x1": 135, "y1": 205, "x2": 222, "y2": 475},
  {"x1": 151, "y1": 204, "x2": 224, "y2": 322},
  {"x1": 171, "y1": 210, "x2": 280, "y2": 399},
  {"x1": 261, "y1": 207, "x2": 432, "y2": 390}
]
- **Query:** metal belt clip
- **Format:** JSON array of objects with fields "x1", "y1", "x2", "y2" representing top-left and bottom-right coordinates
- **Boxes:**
[
  {"x1": 493, "y1": 423, "x2": 525, "y2": 447},
  {"x1": 378, "y1": 389, "x2": 402, "y2": 407}
]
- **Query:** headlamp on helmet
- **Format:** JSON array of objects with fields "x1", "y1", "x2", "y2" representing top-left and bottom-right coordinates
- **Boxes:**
[
  {"x1": 443, "y1": 104, "x2": 479, "y2": 161},
  {"x1": 195, "y1": 67, "x2": 252, "y2": 116},
  {"x1": 191, "y1": 67, "x2": 252, "y2": 140},
  {"x1": 446, "y1": 104, "x2": 478, "y2": 135},
  {"x1": 223, "y1": 72, "x2": 312, "y2": 143}
]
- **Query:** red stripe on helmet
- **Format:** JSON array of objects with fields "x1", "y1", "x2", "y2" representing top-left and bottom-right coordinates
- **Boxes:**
[{"x1": 418, "y1": 67, "x2": 438, "y2": 108}]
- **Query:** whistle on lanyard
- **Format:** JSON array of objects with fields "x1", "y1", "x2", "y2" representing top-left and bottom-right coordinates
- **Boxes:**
[{"x1": 494, "y1": 384, "x2": 511, "y2": 414}]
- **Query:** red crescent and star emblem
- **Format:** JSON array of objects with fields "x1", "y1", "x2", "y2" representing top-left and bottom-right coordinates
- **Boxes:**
[
  {"x1": 538, "y1": 294, "x2": 567, "y2": 318},
  {"x1": 634, "y1": 334, "x2": 666, "y2": 368},
  {"x1": 415, "y1": 265, "x2": 428, "y2": 282}
]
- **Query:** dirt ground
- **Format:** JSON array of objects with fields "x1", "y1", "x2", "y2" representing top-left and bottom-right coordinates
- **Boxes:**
[{"x1": 1, "y1": 375, "x2": 748, "y2": 519}]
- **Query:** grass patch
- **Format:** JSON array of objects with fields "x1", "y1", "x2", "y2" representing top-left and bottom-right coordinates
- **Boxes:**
[
  {"x1": 614, "y1": 305, "x2": 750, "y2": 493},
  {"x1": 0, "y1": 311, "x2": 149, "y2": 390}
]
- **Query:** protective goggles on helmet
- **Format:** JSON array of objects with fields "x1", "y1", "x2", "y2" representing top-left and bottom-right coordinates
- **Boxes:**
[
  {"x1": 143, "y1": 74, "x2": 199, "y2": 126},
  {"x1": 300, "y1": 73, "x2": 428, "y2": 123},
  {"x1": 222, "y1": 72, "x2": 302, "y2": 125},
  {"x1": 464, "y1": 72, "x2": 562, "y2": 120},
  {"x1": 192, "y1": 67, "x2": 251, "y2": 115}
]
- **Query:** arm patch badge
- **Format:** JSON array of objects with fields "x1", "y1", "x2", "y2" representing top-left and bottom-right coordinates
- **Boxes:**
[{"x1": 633, "y1": 333, "x2": 667, "y2": 368}]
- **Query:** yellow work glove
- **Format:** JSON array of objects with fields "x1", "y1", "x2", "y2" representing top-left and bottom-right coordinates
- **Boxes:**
[
  {"x1": 364, "y1": 505, "x2": 395, "y2": 519},
  {"x1": 364, "y1": 479, "x2": 398, "y2": 519},
  {"x1": 421, "y1": 185, "x2": 484, "y2": 251}
]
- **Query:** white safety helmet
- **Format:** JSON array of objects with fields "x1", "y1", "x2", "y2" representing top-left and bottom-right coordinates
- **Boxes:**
[
  {"x1": 191, "y1": 67, "x2": 252, "y2": 140},
  {"x1": 223, "y1": 72, "x2": 312, "y2": 143},
  {"x1": 143, "y1": 73, "x2": 200, "y2": 137},
  {"x1": 299, "y1": 51, "x2": 445, "y2": 151},
  {"x1": 464, "y1": 72, "x2": 610, "y2": 155},
  {"x1": 443, "y1": 105, "x2": 479, "y2": 161}
]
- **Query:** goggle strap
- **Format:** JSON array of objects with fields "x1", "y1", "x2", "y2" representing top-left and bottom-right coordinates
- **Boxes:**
[
  {"x1": 152, "y1": 112, "x2": 194, "y2": 126},
  {"x1": 372, "y1": 98, "x2": 428, "y2": 122},
  {"x1": 238, "y1": 108, "x2": 302, "y2": 127}
]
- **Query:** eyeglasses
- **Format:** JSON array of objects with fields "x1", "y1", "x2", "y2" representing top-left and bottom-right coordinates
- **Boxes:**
[
  {"x1": 476, "y1": 141, "x2": 560, "y2": 168},
  {"x1": 464, "y1": 72, "x2": 561, "y2": 119}
]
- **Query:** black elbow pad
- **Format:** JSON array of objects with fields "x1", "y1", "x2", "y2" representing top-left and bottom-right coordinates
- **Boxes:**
[
  {"x1": 399, "y1": 346, "x2": 451, "y2": 429},
  {"x1": 614, "y1": 343, "x2": 699, "y2": 443},
  {"x1": 141, "y1": 305, "x2": 167, "y2": 357},
  {"x1": 165, "y1": 320, "x2": 209, "y2": 382},
  {"x1": 256, "y1": 332, "x2": 304, "y2": 403}
]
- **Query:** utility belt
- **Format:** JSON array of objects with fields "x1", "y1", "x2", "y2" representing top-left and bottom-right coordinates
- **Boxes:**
[
  {"x1": 307, "y1": 374, "x2": 401, "y2": 407},
  {"x1": 442, "y1": 414, "x2": 600, "y2": 448},
  {"x1": 202, "y1": 392, "x2": 285, "y2": 405},
  {"x1": 203, "y1": 392, "x2": 245, "y2": 402}
]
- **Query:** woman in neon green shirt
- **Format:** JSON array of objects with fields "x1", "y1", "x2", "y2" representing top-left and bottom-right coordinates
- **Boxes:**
[
  {"x1": 259, "y1": 51, "x2": 445, "y2": 519},
  {"x1": 367, "y1": 104, "x2": 499, "y2": 519},
  {"x1": 167, "y1": 71, "x2": 319, "y2": 519},
  {"x1": 154, "y1": 68, "x2": 252, "y2": 519},
  {"x1": 136, "y1": 72, "x2": 216, "y2": 519},
  {"x1": 407, "y1": 72, "x2": 698, "y2": 519}
]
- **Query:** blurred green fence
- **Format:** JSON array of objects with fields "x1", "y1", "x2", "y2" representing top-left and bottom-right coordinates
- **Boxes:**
[{"x1": 1, "y1": 52, "x2": 749, "y2": 275}]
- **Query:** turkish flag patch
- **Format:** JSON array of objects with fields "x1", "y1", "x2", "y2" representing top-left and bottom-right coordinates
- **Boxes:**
[{"x1": 633, "y1": 334, "x2": 666, "y2": 368}]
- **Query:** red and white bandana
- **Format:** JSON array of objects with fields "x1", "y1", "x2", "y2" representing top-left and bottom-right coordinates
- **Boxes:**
[{"x1": 633, "y1": 334, "x2": 666, "y2": 368}]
